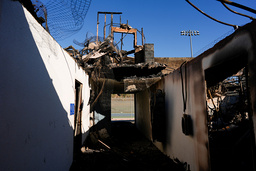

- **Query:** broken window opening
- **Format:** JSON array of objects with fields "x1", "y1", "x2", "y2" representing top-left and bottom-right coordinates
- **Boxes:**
[
  {"x1": 205, "y1": 67, "x2": 255, "y2": 171},
  {"x1": 111, "y1": 94, "x2": 134, "y2": 122}
]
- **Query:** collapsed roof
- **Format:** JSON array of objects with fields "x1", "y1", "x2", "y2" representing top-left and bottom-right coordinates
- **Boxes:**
[{"x1": 64, "y1": 12, "x2": 172, "y2": 94}]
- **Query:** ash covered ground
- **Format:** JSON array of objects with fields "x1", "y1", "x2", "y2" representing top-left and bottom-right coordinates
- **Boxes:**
[{"x1": 70, "y1": 121, "x2": 185, "y2": 171}]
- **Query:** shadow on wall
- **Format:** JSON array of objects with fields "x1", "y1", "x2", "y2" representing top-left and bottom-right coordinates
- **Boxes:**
[{"x1": 0, "y1": 1, "x2": 81, "y2": 170}]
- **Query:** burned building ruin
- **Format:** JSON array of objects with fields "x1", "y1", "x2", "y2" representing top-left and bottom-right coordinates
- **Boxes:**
[{"x1": 1, "y1": 1, "x2": 256, "y2": 171}]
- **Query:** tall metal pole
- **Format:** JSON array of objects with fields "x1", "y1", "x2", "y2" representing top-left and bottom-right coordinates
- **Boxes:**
[
  {"x1": 141, "y1": 27, "x2": 144, "y2": 46},
  {"x1": 189, "y1": 32, "x2": 193, "y2": 57},
  {"x1": 104, "y1": 14, "x2": 106, "y2": 39},
  {"x1": 181, "y1": 30, "x2": 199, "y2": 57},
  {"x1": 111, "y1": 14, "x2": 113, "y2": 43},
  {"x1": 96, "y1": 12, "x2": 99, "y2": 43}
]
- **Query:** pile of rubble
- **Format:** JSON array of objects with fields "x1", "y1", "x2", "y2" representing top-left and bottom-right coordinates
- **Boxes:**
[{"x1": 70, "y1": 122, "x2": 185, "y2": 171}]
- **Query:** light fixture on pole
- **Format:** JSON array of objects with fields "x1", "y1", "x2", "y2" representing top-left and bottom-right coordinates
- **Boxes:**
[{"x1": 181, "y1": 30, "x2": 199, "y2": 57}]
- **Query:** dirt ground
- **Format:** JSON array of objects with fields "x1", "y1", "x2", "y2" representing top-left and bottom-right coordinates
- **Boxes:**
[{"x1": 70, "y1": 121, "x2": 185, "y2": 171}]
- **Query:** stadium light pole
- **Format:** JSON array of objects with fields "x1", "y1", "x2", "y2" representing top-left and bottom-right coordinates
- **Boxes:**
[{"x1": 181, "y1": 30, "x2": 199, "y2": 57}]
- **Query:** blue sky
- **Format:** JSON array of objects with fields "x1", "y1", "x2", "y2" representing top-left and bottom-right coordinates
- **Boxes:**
[{"x1": 56, "y1": 0, "x2": 256, "y2": 57}]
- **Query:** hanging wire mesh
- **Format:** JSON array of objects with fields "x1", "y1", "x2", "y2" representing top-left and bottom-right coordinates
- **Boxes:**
[{"x1": 31, "y1": 0, "x2": 92, "y2": 41}]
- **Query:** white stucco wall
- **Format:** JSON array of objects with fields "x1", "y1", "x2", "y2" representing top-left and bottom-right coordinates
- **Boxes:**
[{"x1": 0, "y1": 0, "x2": 90, "y2": 170}]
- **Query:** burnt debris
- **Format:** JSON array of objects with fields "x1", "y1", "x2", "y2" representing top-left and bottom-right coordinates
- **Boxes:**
[
  {"x1": 70, "y1": 122, "x2": 185, "y2": 171},
  {"x1": 64, "y1": 12, "x2": 169, "y2": 105},
  {"x1": 206, "y1": 67, "x2": 254, "y2": 171}
]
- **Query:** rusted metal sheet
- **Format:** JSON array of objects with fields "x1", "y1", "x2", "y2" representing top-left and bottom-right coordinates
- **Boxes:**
[{"x1": 111, "y1": 27, "x2": 137, "y2": 47}]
